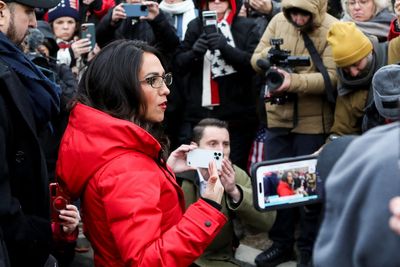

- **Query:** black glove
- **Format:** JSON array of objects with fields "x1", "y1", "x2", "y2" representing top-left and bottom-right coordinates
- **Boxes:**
[
  {"x1": 206, "y1": 32, "x2": 227, "y2": 51},
  {"x1": 192, "y1": 34, "x2": 209, "y2": 55}
]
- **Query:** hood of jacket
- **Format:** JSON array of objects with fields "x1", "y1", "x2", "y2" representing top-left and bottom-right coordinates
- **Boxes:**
[
  {"x1": 282, "y1": 0, "x2": 327, "y2": 29},
  {"x1": 56, "y1": 103, "x2": 162, "y2": 199},
  {"x1": 198, "y1": 0, "x2": 239, "y2": 24}
]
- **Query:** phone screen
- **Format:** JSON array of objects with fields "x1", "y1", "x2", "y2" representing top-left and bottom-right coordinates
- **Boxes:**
[{"x1": 251, "y1": 155, "x2": 322, "y2": 211}]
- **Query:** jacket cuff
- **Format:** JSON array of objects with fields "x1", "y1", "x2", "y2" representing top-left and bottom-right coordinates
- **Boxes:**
[{"x1": 201, "y1": 197, "x2": 222, "y2": 211}]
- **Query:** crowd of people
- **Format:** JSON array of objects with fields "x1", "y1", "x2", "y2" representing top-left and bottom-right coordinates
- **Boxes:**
[{"x1": 1, "y1": 0, "x2": 400, "y2": 266}]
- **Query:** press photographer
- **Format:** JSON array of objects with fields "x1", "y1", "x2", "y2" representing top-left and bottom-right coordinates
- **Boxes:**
[
  {"x1": 250, "y1": 1, "x2": 338, "y2": 266},
  {"x1": 256, "y1": 38, "x2": 310, "y2": 105}
]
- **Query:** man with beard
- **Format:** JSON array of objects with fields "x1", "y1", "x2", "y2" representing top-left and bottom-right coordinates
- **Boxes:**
[
  {"x1": 0, "y1": 0, "x2": 62, "y2": 266},
  {"x1": 326, "y1": 21, "x2": 400, "y2": 137}
]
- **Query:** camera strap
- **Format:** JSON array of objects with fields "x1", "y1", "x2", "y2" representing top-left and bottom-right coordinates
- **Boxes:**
[{"x1": 302, "y1": 33, "x2": 336, "y2": 105}]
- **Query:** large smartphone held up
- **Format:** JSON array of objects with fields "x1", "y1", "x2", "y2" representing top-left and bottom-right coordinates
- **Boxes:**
[
  {"x1": 123, "y1": 3, "x2": 149, "y2": 18},
  {"x1": 202, "y1": 10, "x2": 218, "y2": 34},
  {"x1": 80, "y1": 23, "x2": 96, "y2": 50},
  {"x1": 251, "y1": 155, "x2": 322, "y2": 212},
  {"x1": 49, "y1": 182, "x2": 70, "y2": 222},
  {"x1": 187, "y1": 148, "x2": 223, "y2": 170}
]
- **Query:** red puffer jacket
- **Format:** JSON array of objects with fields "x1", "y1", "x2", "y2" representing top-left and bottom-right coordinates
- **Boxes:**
[{"x1": 56, "y1": 103, "x2": 226, "y2": 266}]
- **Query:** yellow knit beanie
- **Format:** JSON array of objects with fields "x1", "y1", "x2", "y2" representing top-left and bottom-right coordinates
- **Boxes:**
[{"x1": 327, "y1": 22, "x2": 373, "y2": 68}]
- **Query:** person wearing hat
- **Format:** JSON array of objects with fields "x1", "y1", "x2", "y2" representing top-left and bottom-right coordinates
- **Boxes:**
[
  {"x1": 363, "y1": 63, "x2": 400, "y2": 130},
  {"x1": 47, "y1": 0, "x2": 93, "y2": 75},
  {"x1": 326, "y1": 21, "x2": 400, "y2": 139},
  {"x1": 0, "y1": 0, "x2": 80, "y2": 266}
]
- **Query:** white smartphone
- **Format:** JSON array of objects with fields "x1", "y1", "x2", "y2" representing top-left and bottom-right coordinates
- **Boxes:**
[
  {"x1": 187, "y1": 149, "x2": 223, "y2": 170},
  {"x1": 251, "y1": 155, "x2": 322, "y2": 212}
]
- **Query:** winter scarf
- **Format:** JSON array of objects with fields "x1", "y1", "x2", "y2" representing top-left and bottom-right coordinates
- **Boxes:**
[
  {"x1": 159, "y1": 0, "x2": 197, "y2": 40},
  {"x1": 201, "y1": 12, "x2": 236, "y2": 108}
]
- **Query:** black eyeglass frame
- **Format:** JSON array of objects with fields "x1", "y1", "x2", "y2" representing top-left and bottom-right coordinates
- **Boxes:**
[{"x1": 140, "y1": 72, "x2": 173, "y2": 89}]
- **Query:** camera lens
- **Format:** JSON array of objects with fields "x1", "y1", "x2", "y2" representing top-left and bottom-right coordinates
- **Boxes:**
[{"x1": 266, "y1": 69, "x2": 284, "y2": 91}]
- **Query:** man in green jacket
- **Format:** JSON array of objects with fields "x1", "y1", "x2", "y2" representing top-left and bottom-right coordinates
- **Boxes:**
[{"x1": 177, "y1": 118, "x2": 276, "y2": 267}]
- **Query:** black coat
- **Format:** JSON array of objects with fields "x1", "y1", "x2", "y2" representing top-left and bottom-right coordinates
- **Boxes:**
[
  {"x1": 0, "y1": 61, "x2": 52, "y2": 266},
  {"x1": 96, "y1": 8, "x2": 180, "y2": 56},
  {"x1": 173, "y1": 16, "x2": 260, "y2": 123}
]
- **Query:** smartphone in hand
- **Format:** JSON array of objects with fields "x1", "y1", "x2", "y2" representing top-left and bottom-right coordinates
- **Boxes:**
[
  {"x1": 251, "y1": 155, "x2": 322, "y2": 212},
  {"x1": 202, "y1": 11, "x2": 218, "y2": 34},
  {"x1": 80, "y1": 23, "x2": 96, "y2": 51},
  {"x1": 187, "y1": 148, "x2": 223, "y2": 170},
  {"x1": 50, "y1": 183, "x2": 71, "y2": 223},
  {"x1": 123, "y1": 3, "x2": 149, "y2": 18}
]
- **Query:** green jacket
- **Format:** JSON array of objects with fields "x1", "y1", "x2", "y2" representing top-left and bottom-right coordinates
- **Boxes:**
[{"x1": 178, "y1": 165, "x2": 276, "y2": 267}]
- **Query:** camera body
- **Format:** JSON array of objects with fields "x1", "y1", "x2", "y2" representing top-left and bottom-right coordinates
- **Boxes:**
[
  {"x1": 49, "y1": 183, "x2": 70, "y2": 223},
  {"x1": 258, "y1": 38, "x2": 310, "y2": 105}
]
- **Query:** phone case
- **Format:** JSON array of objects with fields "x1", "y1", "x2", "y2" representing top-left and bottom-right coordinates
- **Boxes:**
[
  {"x1": 123, "y1": 3, "x2": 149, "y2": 17},
  {"x1": 49, "y1": 183, "x2": 70, "y2": 222},
  {"x1": 251, "y1": 155, "x2": 321, "y2": 212},
  {"x1": 80, "y1": 23, "x2": 96, "y2": 49},
  {"x1": 202, "y1": 11, "x2": 218, "y2": 34},
  {"x1": 187, "y1": 149, "x2": 223, "y2": 170}
]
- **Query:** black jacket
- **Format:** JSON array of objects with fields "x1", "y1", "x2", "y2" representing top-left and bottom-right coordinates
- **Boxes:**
[
  {"x1": 173, "y1": 16, "x2": 260, "y2": 123},
  {"x1": 96, "y1": 8, "x2": 180, "y2": 56},
  {"x1": 0, "y1": 61, "x2": 52, "y2": 266}
]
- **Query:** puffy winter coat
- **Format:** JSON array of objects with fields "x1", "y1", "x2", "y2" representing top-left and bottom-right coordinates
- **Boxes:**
[
  {"x1": 251, "y1": 0, "x2": 338, "y2": 134},
  {"x1": 56, "y1": 103, "x2": 227, "y2": 266}
]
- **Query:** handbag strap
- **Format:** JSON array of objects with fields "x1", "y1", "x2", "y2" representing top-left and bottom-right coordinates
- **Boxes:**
[{"x1": 302, "y1": 33, "x2": 336, "y2": 104}]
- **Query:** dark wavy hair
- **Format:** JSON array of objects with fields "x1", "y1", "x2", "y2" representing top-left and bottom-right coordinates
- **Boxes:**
[{"x1": 76, "y1": 39, "x2": 170, "y2": 159}]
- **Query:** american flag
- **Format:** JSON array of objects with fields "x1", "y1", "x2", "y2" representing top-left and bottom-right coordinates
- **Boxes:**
[{"x1": 247, "y1": 127, "x2": 266, "y2": 174}]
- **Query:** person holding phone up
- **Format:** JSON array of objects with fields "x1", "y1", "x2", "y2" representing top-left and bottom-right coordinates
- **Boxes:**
[
  {"x1": 47, "y1": 0, "x2": 93, "y2": 76},
  {"x1": 56, "y1": 39, "x2": 227, "y2": 266},
  {"x1": 173, "y1": 0, "x2": 261, "y2": 171},
  {"x1": 96, "y1": 0, "x2": 179, "y2": 56},
  {"x1": 176, "y1": 118, "x2": 276, "y2": 267}
]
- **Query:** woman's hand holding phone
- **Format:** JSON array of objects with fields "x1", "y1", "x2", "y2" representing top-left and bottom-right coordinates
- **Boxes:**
[
  {"x1": 59, "y1": 204, "x2": 80, "y2": 234},
  {"x1": 203, "y1": 161, "x2": 224, "y2": 205}
]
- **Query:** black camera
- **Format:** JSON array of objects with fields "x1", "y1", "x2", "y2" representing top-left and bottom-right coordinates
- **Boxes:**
[
  {"x1": 257, "y1": 38, "x2": 310, "y2": 105},
  {"x1": 24, "y1": 28, "x2": 56, "y2": 82}
]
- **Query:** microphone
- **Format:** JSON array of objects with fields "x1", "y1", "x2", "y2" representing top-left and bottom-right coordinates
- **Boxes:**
[{"x1": 256, "y1": 59, "x2": 271, "y2": 71}]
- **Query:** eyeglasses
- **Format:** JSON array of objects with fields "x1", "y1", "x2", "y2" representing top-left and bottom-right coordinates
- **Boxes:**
[
  {"x1": 140, "y1": 73, "x2": 173, "y2": 89},
  {"x1": 347, "y1": 0, "x2": 372, "y2": 8}
]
